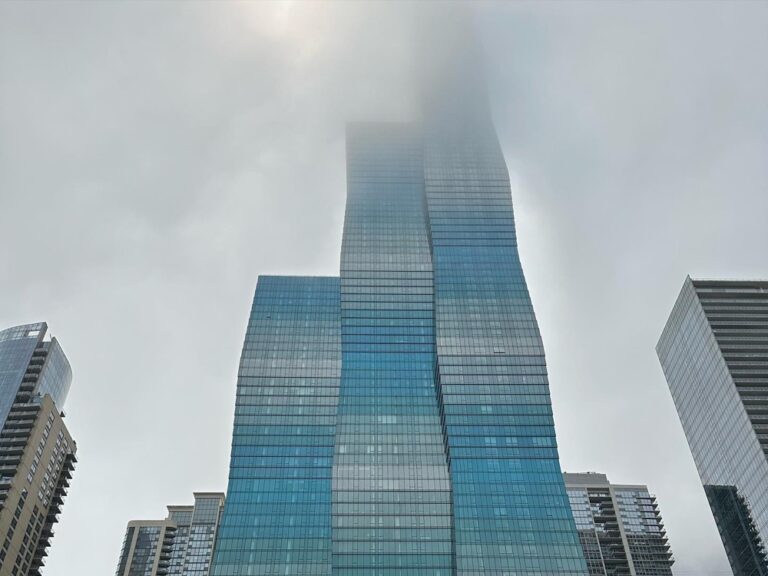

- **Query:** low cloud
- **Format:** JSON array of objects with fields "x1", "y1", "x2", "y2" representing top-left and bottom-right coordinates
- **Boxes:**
[{"x1": 1, "y1": 2, "x2": 765, "y2": 574}]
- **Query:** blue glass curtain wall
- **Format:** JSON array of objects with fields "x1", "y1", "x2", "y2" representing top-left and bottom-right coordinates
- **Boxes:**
[
  {"x1": 424, "y1": 124, "x2": 588, "y2": 575},
  {"x1": 210, "y1": 277, "x2": 340, "y2": 576},
  {"x1": 332, "y1": 125, "x2": 454, "y2": 575},
  {"x1": 211, "y1": 122, "x2": 587, "y2": 574}
]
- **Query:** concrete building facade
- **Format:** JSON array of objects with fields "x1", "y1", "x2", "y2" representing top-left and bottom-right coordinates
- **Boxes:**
[
  {"x1": 115, "y1": 492, "x2": 225, "y2": 576},
  {"x1": 564, "y1": 473, "x2": 673, "y2": 576}
]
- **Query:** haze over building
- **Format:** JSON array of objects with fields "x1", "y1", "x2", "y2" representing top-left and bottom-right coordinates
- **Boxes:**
[
  {"x1": 657, "y1": 278, "x2": 768, "y2": 575},
  {"x1": 208, "y1": 27, "x2": 588, "y2": 575},
  {"x1": 0, "y1": 323, "x2": 77, "y2": 576}
]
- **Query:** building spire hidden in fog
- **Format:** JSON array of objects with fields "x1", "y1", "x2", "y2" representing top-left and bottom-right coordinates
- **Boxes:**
[{"x1": 208, "y1": 24, "x2": 589, "y2": 576}]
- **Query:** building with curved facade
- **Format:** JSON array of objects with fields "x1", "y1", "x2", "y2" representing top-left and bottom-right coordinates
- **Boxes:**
[{"x1": 209, "y1": 39, "x2": 587, "y2": 574}]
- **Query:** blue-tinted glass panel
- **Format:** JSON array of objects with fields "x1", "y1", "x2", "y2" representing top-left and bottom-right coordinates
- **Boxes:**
[
  {"x1": 37, "y1": 338, "x2": 72, "y2": 410},
  {"x1": 333, "y1": 124, "x2": 453, "y2": 575},
  {"x1": 0, "y1": 323, "x2": 46, "y2": 425},
  {"x1": 211, "y1": 276, "x2": 340, "y2": 576},
  {"x1": 424, "y1": 123, "x2": 588, "y2": 574}
]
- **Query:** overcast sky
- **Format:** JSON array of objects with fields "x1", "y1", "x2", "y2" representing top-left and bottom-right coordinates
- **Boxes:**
[{"x1": 1, "y1": 2, "x2": 766, "y2": 575}]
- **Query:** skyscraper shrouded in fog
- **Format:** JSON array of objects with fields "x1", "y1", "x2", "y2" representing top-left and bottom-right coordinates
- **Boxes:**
[
  {"x1": 657, "y1": 277, "x2": 768, "y2": 575},
  {"x1": 0, "y1": 323, "x2": 77, "y2": 576},
  {"x1": 209, "y1": 31, "x2": 588, "y2": 576}
]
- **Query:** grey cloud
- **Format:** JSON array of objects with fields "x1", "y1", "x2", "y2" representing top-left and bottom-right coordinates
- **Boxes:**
[{"x1": 1, "y1": 2, "x2": 765, "y2": 574}]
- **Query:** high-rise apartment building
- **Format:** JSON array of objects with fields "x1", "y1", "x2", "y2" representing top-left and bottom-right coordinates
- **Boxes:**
[
  {"x1": 657, "y1": 277, "x2": 768, "y2": 575},
  {"x1": 209, "y1": 40, "x2": 587, "y2": 575},
  {"x1": 0, "y1": 323, "x2": 77, "y2": 576},
  {"x1": 115, "y1": 492, "x2": 225, "y2": 576},
  {"x1": 564, "y1": 473, "x2": 674, "y2": 575}
]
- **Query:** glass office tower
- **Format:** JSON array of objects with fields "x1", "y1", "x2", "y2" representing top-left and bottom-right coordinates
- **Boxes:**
[
  {"x1": 211, "y1": 48, "x2": 586, "y2": 576},
  {"x1": 657, "y1": 277, "x2": 768, "y2": 575},
  {"x1": 212, "y1": 277, "x2": 341, "y2": 576},
  {"x1": 0, "y1": 322, "x2": 77, "y2": 575}
]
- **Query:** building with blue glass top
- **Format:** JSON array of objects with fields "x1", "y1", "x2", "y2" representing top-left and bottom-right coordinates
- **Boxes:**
[
  {"x1": 0, "y1": 323, "x2": 71, "y2": 426},
  {"x1": 0, "y1": 322, "x2": 77, "y2": 575},
  {"x1": 210, "y1": 37, "x2": 587, "y2": 575}
]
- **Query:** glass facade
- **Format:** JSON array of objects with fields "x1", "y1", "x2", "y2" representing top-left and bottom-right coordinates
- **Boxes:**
[
  {"x1": 211, "y1": 277, "x2": 340, "y2": 576},
  {"x1": 424, "y1": 116, "x2": 585, "y2": 575},
  {"x1": 183, "y1": 495, "x2": 225, "y2": 576},
  {"x1": 706, "y1": 485, "x2": 768, "y2": 575},
  {"x1": 0, "y1": 323, "x2": 73, "y2": 426},
  {"x1": 35, "y1": 338, "x2": 72, "y2": 409},
  {"x1": 0, "y1": 324, "x2": 43, "y2": 425},
  {"x1": 657, "y1": 278, "x2": 768, "y2": 576},
  {"x1": 334, "y1": 125, "x2": 452, "y2": 574},
  {"x1": 0, "y1": 323, "x2": 71, "y2": 425},
  {"x1": 211, "y1": 59, "x2": 584, "y2": 575},
  {"x1": 129, "y1": 526, "x2": 163, "y2": 576}
]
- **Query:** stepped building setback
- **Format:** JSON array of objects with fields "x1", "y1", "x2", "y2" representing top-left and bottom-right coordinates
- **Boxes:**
[{"x1": 209, "y1": 34, "x2": 588, "y2": 576}]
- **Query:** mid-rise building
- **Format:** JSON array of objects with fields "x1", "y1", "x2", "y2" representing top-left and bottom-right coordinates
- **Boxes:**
[
  {"x1": 564, "y1": 473, "x2": 674, "y2": 575},
  {"x1": 657, "y1": 278, "x2": 768, "y2": 575},
  {"x1": 115, "y1": 492, "x2": 224, "y2": 576},
  {"x1": 209, "y1": 34, "x2": 588, "y2": 576},
  {"x1": 0, "y1": 323, "x2": 76, "y2": 576}
]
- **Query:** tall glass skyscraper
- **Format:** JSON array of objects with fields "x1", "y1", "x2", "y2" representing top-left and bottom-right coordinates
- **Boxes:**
[
  {"x1": 0, "y1": 322, "x2": 77, "y2": 575},
  {"x1": 210, "y1": 42, "x2": 586, "y2": 575},
  {"x1": 657, "y1": 277, "x2": 768, "y2": 575},
  {"x1": 212, "y1": 277, "x2": 340, "y2": 576}
]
